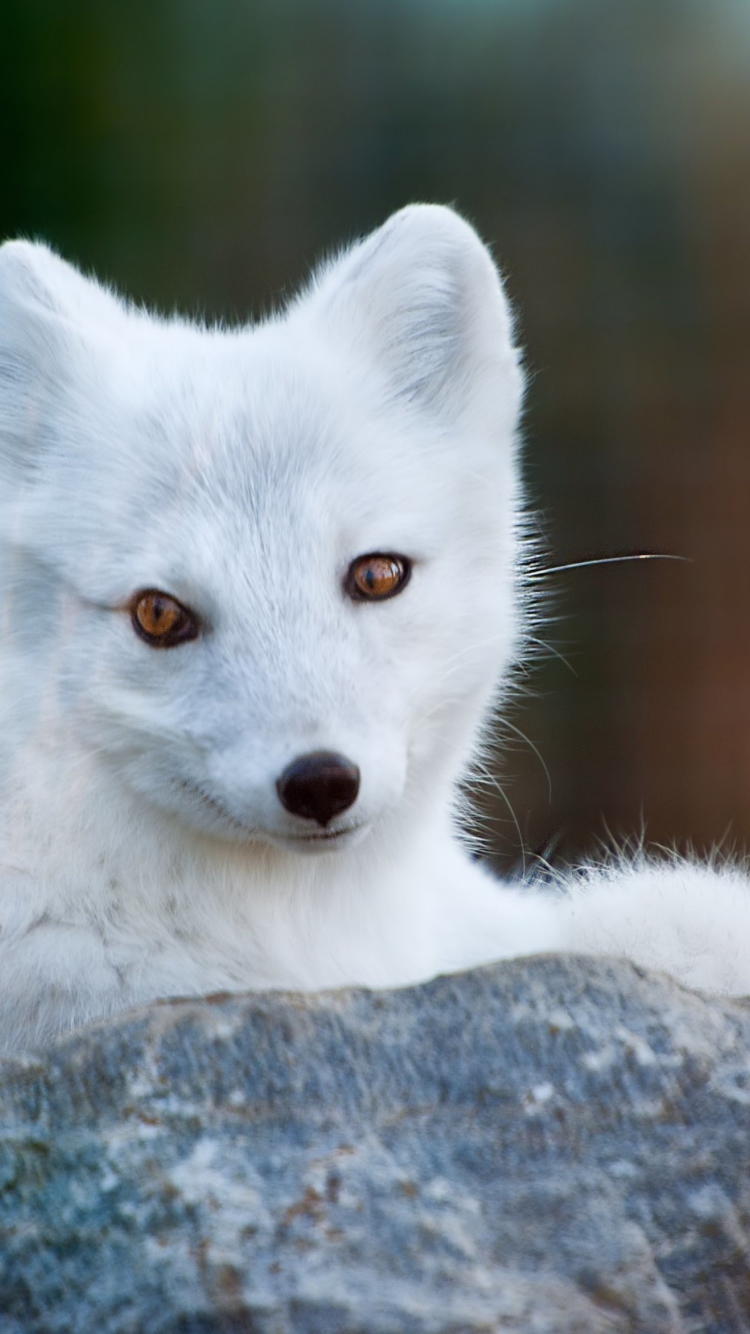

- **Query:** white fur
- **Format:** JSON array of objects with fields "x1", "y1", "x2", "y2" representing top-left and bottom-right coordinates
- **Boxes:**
[{"x1": 0, "y1": 205, "x2": 748, "y2": 1055}]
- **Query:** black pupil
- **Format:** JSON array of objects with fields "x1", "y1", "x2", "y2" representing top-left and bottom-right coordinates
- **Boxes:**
[{"x1": 144, "y1": 596, "x2": 179, "y2": 632}]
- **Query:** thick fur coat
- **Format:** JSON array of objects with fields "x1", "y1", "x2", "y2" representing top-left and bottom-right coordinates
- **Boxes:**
[{"x1": 0, "y1": 204, "x2": 748, "y2": 1054}]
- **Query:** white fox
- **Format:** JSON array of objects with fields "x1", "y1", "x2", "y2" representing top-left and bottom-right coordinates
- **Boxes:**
[{"x1": 0, "y1": 203, "x2": 749, "y2": 1055}]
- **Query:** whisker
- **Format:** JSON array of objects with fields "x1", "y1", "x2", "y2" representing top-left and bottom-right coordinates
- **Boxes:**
[
  {"x1": 526, "y1": 635, "x2": 577, "y2": 676},
  {"x1": 498, "y1": 716, "x2": 552, "y2": 803},
  {"x1": 463, "y1": 758, "x2": 527, "y2": 876},
  {"x1": 529, "y1": 553, "x2": 689, "y2": 580}
]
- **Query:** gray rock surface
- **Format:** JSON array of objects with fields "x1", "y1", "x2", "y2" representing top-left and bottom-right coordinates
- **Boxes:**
[{"x1": 1, "y1": 955, "x2": 750, "y2": 1332}]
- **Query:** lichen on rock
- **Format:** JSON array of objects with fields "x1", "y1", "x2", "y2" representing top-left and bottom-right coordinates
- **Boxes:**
[{"x1": 1, "y1": 955, "x2": 749, "y2": 1332}]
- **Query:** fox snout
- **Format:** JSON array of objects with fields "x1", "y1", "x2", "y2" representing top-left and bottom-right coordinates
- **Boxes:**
[{"x1": 276, "y1": 751, "x2": 361, "y2": 827}]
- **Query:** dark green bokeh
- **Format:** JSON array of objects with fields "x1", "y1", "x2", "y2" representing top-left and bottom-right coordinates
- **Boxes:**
[{"x1": 3, "y1": 0, "x2": 750, "y2": 870}]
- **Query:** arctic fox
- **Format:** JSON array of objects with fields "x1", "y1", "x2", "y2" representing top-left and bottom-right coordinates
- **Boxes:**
[{"x1": 1, "y1": 204, "x2": 749, "y2": 1055}]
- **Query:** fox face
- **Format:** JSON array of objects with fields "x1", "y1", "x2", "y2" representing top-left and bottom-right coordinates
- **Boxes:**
[{"x1": 0, "y1": 206, "x2": 523, "y2": 856}]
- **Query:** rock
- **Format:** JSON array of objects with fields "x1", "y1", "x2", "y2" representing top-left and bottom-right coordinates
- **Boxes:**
[{"x1": 1, "y1": 955, "x2": 750, "y2": 1332}]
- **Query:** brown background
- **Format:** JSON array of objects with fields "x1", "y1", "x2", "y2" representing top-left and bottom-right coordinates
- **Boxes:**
[{"x1": 2, "y1": 0, "x2": 750, "y2": 873}]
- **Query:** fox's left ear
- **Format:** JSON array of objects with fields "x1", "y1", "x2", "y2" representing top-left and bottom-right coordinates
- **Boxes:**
[
  {"x1": 300, "y1": 204, "x2": 523, "y2": 433},
  {"x1": 0, "y1": 241, "x2": 121, "y2": 481}
]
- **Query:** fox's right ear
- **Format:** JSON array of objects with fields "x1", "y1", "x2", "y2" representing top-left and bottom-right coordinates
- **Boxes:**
[{"x1": 0, "y1": 241, "x2": 119, "y2": 482}]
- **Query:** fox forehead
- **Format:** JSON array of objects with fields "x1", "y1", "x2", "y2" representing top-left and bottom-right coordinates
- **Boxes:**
[
  {"x1": 2, "y1": 206, "x2": 522, "y2": 612},
  {"x1": 60, "y1": 328, "x2": 480, "y2": 580}
]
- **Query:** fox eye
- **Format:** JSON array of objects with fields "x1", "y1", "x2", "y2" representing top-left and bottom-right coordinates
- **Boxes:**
[
  {"x1": 345, "y1": 553, "x2": 411, "y2": 602},
  {"x1": 130, "y1": 590, "x2": 199, "y2": 648}
]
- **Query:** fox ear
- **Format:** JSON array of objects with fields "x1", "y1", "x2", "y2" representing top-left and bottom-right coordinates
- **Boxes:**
[
  {"x1": 0, "y1": 241, "x2": 118, "y2": 481},
  {"x1": 304, "y1": 204, "x2": 523, "y2": 431}
]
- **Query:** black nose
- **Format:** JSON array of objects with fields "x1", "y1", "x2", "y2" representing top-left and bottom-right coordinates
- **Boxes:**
[{"x1": 276, "y1": 751, "x2": 361, "y2": 828}]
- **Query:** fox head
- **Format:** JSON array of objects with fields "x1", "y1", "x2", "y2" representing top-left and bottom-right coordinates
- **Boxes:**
[{"x1": 0, "y1": 205, "x2": 524, "y2": 856}]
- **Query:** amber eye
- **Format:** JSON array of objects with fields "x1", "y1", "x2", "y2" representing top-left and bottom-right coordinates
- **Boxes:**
[
  {"x1": 345, "y1": 553, "x2": 412, "y2": 602},
  {"x1": 130, "y1": 590, "x2": 199, "y2": 648}
]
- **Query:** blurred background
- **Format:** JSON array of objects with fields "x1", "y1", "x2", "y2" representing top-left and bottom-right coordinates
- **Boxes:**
[{"x1": 2, "y1": 0, "x2": 750, "y2": 874}]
